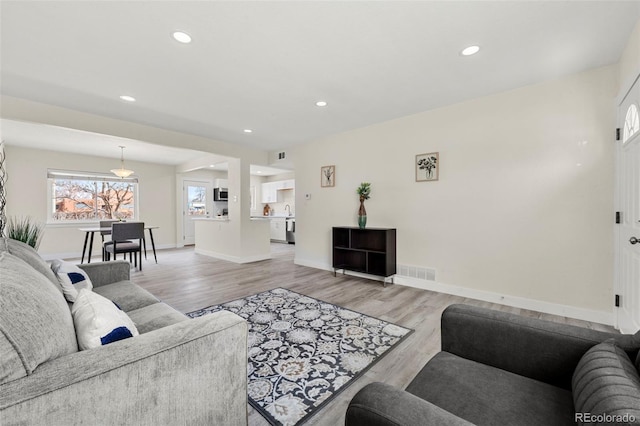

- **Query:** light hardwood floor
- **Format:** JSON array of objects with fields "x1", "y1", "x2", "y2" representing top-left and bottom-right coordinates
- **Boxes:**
[{"x1": 108, "y1": 244, "x2": 616, "y2": 426}]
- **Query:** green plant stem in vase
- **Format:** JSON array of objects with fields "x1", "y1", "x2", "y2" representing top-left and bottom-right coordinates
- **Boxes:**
[{"x1": 356, "y1": 182, "x2": 371, "y2": 229}]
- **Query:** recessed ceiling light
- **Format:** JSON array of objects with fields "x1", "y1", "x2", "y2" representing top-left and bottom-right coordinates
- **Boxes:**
[
  {"x1": 315, "y1": 101, "x2": 328, "y2": 107},
  {"x1": 209, "y1": 164, "x2": 215, "y2": 168},
  {"x1": 461, "y1": 45, "x2": 480, "y2": 56},
  {"x1": 119, "y1": 95, "x2": 136, "y2": 102},
  {"x1": 244, "y1": 129, "x2": 253, "y2": 133},
  {"x1": 257, "y1": 171, "x2": 262, "y2": 174},
  {"x1": 172, "y1": 31, "x2": 192, "y2": 44}
]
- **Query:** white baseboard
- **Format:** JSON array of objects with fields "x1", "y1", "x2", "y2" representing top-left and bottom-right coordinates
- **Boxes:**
[
  {"x1": 295, "y1": 258, "x2": 389, "y2": 282},
  {"x1": 395, "y1": 275, "x2": 615, "y2": 326},
  {"x1": 294, "y1": 257, "x2": 614, "y2": 326},
  {"x1": 195, "y1": 248, "x2": 271, "y2": 264},
  {"x1": 293, "y1": 258, "x2": 383, "y2": 281}
]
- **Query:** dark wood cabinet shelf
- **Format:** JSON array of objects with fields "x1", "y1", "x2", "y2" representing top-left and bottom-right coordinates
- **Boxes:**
[{"x1": 332, "y1": 227, "x2": 396, "y2": 285}]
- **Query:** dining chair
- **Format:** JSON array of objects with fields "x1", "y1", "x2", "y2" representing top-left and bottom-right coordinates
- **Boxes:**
[
  {"x1": 99, "y1": 220, "x2": 119, "y2": 261},
  {"x1": 104, "y1": 222, "x2": 144, "y2": 270}
]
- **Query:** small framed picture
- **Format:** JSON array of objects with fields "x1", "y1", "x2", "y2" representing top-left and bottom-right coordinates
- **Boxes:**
[
  {"x1": 321, "y1": 165, "x2": 335, "y2": 187},
  {"x1": 416, "y1": 152, "x2": 439, "y2": 182}
]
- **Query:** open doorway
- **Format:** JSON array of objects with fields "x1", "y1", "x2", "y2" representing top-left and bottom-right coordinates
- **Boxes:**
[{"x1": 182, "y1": 180, "x2": 212, "y2": 245}]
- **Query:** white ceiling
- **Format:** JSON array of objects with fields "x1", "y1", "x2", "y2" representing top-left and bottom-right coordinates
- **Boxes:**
[
  {"x1": 1, "y1": 1, "x2": 639, "y2": 156},
  {"x1": 0, "y1": 119, "x2": 290, "y2": 176},
  {"x1": 0, "y1": 119, "x2": 204, "y2": 165}
]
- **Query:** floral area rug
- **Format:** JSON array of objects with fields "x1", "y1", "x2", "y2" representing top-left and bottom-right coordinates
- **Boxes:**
[{"x1": 187, "y1": 288, "x2": 413, "y2": 426}]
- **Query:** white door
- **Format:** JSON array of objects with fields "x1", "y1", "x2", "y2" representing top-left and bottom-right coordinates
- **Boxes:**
[
  {"x1": 183, "y1": 180, "x2": 212, "y2": 245},
  {"x1": 615, "y1": 74, "x2": 640, "y2": 333}
]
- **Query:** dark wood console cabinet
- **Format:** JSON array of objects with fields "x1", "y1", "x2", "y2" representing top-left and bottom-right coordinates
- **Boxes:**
[{"x1": 332, "y1": 227, "x2": 396, "y2": 285}]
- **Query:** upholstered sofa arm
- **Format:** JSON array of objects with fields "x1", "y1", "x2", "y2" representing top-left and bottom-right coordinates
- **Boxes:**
[
  {"x1": 346, "y1": 382, "x2": 473, "y2": 426},
  {"x1": 0, "y1": 311, "x2": 248, "y2": 425},
  {"x1": 440, "y1": 304, "x2": 639, "y2": 389},
  {"x1": 77, "y1": 260, "x2": 130, "y2": 287}
]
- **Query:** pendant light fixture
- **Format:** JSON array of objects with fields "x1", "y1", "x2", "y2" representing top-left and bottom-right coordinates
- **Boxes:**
[{"x1": 111, "y1": 146, "x2": 134, "y2": 178}]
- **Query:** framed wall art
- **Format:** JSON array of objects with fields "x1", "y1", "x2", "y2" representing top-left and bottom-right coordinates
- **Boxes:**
[
  {"x1": 416, "y1": 152, "x2": 439, "y2": 182},
  {"x1": 321, "y1": 165, "x2": 335, "y2": 187}
]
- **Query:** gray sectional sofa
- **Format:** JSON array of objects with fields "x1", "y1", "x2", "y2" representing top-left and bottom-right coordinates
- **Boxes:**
[
  {"x1": 347, "y1": 304, "x2": 640, "y2": 426},
  {"x1": 0, "y1": 238, "x2": 248, "y2": 425}
]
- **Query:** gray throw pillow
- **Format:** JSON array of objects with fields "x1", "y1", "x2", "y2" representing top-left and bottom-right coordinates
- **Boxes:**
[
  {"x1": 0, "y1": 237, "x2": 61, "y2": 290},
  {"x1": 572, "y1": 339, "x2": 640, "y2": 425},
  {"x1": 0, "y1": 252, "x2": 78, "y2": 384}
]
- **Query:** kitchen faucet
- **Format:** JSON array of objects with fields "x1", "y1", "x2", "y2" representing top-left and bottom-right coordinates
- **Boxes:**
[{"x1": 285, "y1": 204, "x2": 291, "y2": 216}]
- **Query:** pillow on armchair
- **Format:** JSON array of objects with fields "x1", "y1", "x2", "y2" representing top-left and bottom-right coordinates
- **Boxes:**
[
  {"x1": 572, "y1": 339, "x2": 640, "y2": 425},
  {"x1": 51, "y1": 259, "x2": 93, "y2": 302},
  {"x1": 71, "y1": 289, "x2": 139, "y2": 350}
]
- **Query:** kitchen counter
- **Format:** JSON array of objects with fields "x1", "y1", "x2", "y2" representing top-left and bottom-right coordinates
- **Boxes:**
[
  {"x1": 253, "y1": 216, "x2": 295, "y2": 243},
  {"x1": 195, "y1": 216, "x2": 294, "y2": 221},
  {"x1": 194, "y1": 217, "x2": 270, "y2": 263},
  {"x1": 192, "y1": 217, "x2": 230, "y2": 221}
]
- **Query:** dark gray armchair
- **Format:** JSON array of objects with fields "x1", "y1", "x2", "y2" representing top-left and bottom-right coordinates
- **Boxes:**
[{"x1": 346, "y1": 304, "x2": 640, "y2": 426}]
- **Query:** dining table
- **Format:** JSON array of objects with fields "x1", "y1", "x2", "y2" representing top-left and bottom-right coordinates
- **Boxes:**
[{"x1": 78, "y1": 225, "x2": 158, "y2": 264}]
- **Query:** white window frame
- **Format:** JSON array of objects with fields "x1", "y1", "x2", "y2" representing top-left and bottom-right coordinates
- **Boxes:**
[
  {"x1": 47, "y1": 169, "x2": 139, "y2": 225},
  {"x1": 623, "y1": 103, "x2": 639, "y2": 144}
]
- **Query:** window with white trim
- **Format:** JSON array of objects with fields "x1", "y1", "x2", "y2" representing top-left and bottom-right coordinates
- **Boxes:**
[
  {"x1": 623, "y1": 103, "x2": 639, "y2": 143},
  {"x1": 47, "y1": 170, "x2": 139, "y2": 223}
]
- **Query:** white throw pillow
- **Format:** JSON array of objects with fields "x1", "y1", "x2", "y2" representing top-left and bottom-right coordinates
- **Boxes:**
[
  {"x1": 50, "y1": 259, "x2": 93, "y2": 302},
  {"x1": 71, "y1": 289, "x2": 139, "y2": 350}
]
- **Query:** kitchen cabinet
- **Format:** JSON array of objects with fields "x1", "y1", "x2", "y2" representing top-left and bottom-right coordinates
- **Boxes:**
[
  {"x1": 261, "y1": 180, "x2": 295, "y2": 203},
  {"x1": 215, "y1": 179, "x2": 228, "y2": 189},
  {"x1": 270, "y1": 218, "x2": 287, "y2": 242},
  {"x1": 332, "y1": 227, "x2": 396, "y2": 285},
  {"x1": 261, "y1": 182, "x2": 278, "y2": 203},
  {"x1": 277, "y1": 179, "x2": 295, "y2": 190}
]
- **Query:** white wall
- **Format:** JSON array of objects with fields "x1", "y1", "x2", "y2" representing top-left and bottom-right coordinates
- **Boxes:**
[
  {"x1": 294, "y1": 65, "x2": 618, "y2": 318},
  {"x1": 619, "y1": 19, "x2": 640, "y2": 94},
  {"x1": 250, "y1": 174, "x2": 266, "y2": 216},
  {"x1": 182, "y1": 168, "x2": 227, "y2": 182},
  {"x1": 4, "y1": 145, "x2": 177, "y2": 259}
]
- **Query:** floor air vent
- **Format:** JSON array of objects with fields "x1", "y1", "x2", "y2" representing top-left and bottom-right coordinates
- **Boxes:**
[{"x1": 398, "y1": 264, "x2": 436, "y2": 281}]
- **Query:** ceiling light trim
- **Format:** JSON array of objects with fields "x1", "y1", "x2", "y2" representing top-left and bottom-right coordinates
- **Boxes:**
[
  {"x1": 460, "y1": 45, "x2": 480, "y2": 56},
  {"x1": 172, "y1": 31, "x2": 192, "y2": 44}
]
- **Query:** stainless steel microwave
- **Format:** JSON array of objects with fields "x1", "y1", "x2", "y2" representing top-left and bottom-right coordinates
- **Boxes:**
[{"x1": 214, "y1": 188, "x2": 228, "y2": 201}]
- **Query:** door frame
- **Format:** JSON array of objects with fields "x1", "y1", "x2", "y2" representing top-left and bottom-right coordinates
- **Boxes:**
[
  {"x1": 177, "y1": 176, "x2": 214, "y2": 247},
  {"x1": 613, "y1": 72, "x2": 640, "y2": 332}
]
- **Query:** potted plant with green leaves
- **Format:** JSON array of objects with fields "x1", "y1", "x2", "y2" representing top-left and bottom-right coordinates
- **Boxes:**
[
  {"x1": 7, "y1": 216, "x2": 44, "y2": 249},
  {"x1": 356, "y1": 182, "x2": 371, "y2": 229}
]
